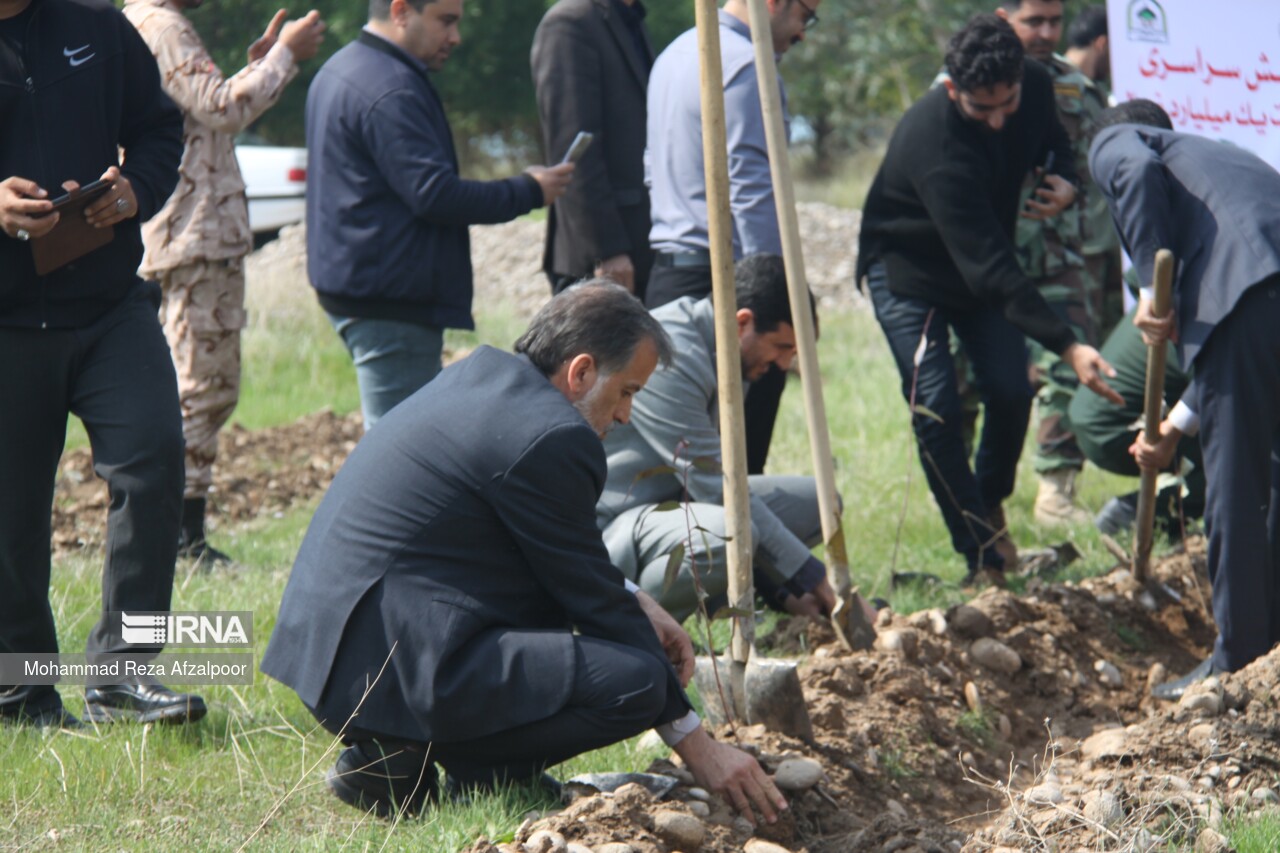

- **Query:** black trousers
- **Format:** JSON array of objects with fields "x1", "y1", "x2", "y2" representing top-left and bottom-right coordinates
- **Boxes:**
[
  {"x1": 316, "y1": 633, "x2": 680, "y2": 788},
  {"x1": 0, "y1": 284, "x2": 184, "y2": 711},
  {"x1": 646, "y1": 261, "x2": 785, "y2": 475},
  {"x1": 1197, "y1": 276, "x2": 1280, "y2": 671}
]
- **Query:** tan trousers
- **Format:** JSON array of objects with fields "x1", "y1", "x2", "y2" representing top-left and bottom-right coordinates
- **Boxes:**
[{"x1": 157, "y1": 257, "x2": 245, "y2": 499}]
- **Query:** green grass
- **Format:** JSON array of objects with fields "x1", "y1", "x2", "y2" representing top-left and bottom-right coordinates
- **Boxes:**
[{"x1": 23, "y1": 282, "x2": 1191, "y2": 850}]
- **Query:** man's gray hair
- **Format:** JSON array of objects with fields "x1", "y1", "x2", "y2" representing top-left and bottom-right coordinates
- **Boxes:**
[{"x1": 515, "y1": 280, "x2": 674, "y2": 377}]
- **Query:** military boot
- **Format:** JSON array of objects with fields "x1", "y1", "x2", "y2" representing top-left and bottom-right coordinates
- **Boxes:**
[
  {"x1": 1034, "y1": 468, "x2": 1092, "y2": 526},
  {"x1": 176, "y1": 497, "x2": 233, "y2": 566}
]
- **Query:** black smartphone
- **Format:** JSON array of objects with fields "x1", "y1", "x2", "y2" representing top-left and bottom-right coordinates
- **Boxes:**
[{"x1": 46, "y1": 178, "x2": 114, "y2": 214}]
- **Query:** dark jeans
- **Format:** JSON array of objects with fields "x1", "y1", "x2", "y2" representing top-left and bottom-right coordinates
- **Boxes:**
[
  {"x1": 0, "y1": 284, "x2": 184, "y2": 712},
  {"x1": 1195, "y1": 277, "x2": 1280, "y2": 672},
  {"x1": 645, "y1": 260, "x2": 785, "y2": 475},
  {"x1": 318, "y1": 634, "x2": 679, "y2": 788},
  {"x1": 867, "y1": 262, "x2": 1033, "y2": 570}
]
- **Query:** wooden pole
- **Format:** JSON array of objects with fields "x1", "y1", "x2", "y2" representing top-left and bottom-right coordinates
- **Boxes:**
[
  {"x1": 742, "y1": 0, "x2": 869, "y2": 649},
  {"x1": 695, "y1": 0, "x2": 754, "y2": 668},
  {"x1": 1133, "y1": 249, "x2": 1175, "y2": 581}
]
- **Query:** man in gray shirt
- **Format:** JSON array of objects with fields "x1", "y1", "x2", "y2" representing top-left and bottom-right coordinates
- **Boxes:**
[
  {"x1": 598, "y1": 255, "x2": 835, "y2": 622},
  {"x1": 644, "y1": 0, "x2": 819, "y2": 474}
]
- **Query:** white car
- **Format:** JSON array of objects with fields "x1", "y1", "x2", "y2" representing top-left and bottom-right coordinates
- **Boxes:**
[{"x1": 234, "y1": 133, "x2": 307, "y2": 238}]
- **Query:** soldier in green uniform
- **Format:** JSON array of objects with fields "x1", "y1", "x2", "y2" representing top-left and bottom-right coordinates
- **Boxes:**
[{"x1": 996, "y1": 0, "x2": 1114, "y2": 526}]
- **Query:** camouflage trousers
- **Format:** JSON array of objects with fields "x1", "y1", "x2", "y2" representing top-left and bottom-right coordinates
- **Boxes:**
[
  {"x1": 1026, "y1": 264, "x2": 1100, "y2": 474},
  {"x1": 157, "y1": 257, "x2": 246, "y2": 499},
  {"x1": 1084, "y1": 247, "x2": 1125, "y2": 340}
]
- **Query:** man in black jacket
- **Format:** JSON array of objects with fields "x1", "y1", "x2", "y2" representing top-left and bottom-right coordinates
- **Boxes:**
[
  {"x1": 532, "y1": 0, "x2": 655, "y2": 299},
  {"x1": 262, "y1": 283, "x2": 788, "y2": 823},
  {"x1": 0, "y1": 0, "x2": 205, "y2": 726},
  {"x1": 857, "y1": 14, "x2": 1119, "y2": 584},
  {"x1": 307, "y1": 0, "x2": 575, "y2": 430}
]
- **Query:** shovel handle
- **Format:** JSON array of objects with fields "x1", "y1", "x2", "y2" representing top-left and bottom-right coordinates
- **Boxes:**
[{"x1": 1133, "y1": 249, "x2": 1175, "y2": 581}]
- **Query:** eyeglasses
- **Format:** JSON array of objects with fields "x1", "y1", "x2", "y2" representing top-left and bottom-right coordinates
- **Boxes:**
[{"x1": 794, "y1": 0, "x2": 819, "y2": 30}]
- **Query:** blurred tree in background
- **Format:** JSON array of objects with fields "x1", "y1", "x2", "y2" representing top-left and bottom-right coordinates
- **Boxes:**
[{"x1": 175, "y1": 0, "x2": 1097, "y2": 174}]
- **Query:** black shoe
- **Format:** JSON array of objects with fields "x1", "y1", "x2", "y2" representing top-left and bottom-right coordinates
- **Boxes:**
[
  {"x1": 1151, "y1": 657, "x2": 1219, "y2": 701},
  {"x1": 177, "y1": 497, "x2": 233, "y2": 566},
  {"x1": 84, "y1": 680, "x2": 207, "y2": 724},
  {"x1": 0, "y1": 702, "x2": 83, "y2": 730},
  {"x1": 1095, "y1": 492, "x2": 1139, "y2": 536},
  {"x1": 326, "y1": 742, "x2": 438, "y2": 817}
]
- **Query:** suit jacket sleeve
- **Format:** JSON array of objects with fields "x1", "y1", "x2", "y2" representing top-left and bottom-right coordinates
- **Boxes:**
[
  {"x1": 490, "y1": 422, "x2": 693, "y2": 717},
  {"x1": 1089, "y1": 126, "x2": 1175, "y2": 295},
  {"x1": 915, "y1": 155, "x2": 1076, "y2": 353},
  {"x1": 628, "y1": 348, "x2": 815, "y2": 583},
  {"x1": 532, "y1": 13, "x2": 632, "y2": 262}
]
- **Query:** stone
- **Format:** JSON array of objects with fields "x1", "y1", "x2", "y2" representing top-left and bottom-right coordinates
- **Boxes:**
[
  {"x1": 1081, "y1": 790, "x2": 1124, "y2": 828},
  {"x1": 523, "y1": 831, "x2": 567, "y2": 853},
  {"x1": 970, "y1": 638, "x2": 1022, "y2": 675},
  {"x1": 653, "y1": 810, "x2": 705, "y2": 851},
  {"x1": 596, "y1": 845, "x2": 635, "y2": 853},
  {"x1": 773, "y1": 757, "x2": 824, "y2": 791},
  {"x1": 744, "y1": 841, "x2": 793, "y2": 853},
  {"x1": 1188, "y1": 723, "x2": 1218, "y2": 752},
  {"x1": 964, "y1": 681, "x2": 982, "y2": 712},
  {"x1": 566, "y1": 845, "x2": 595, "y2": 853},
  {"x1": 1180, "y1": 691, "x2": 1224, "y2": 717},
  {"x1": 1252, "y1": 787, "x2": 1279, "y2": 804},
  {"x1": 687, "y1": 787, "x2": 710, "y2": 801},
  {"x1": 687, "y1": 800, "x2": 711, "y2": 818},
  {"x1": 997, "y1": 713, "x2": 1013, "y2": 740},
  {"x1": 1080, "y1": 727, "x2": 1129, "y2": 761},
  {"x1": 668, "y1": 768, "x2": 696, "y2": 785},
  {"x1": 876, "y1": 628, "x2": 920, "y2": 659},
  {"x1": 1025, "y1": 783, "x2": 1064, "y2": 805},
  {"x1": 1194, "y1": 827, "x2": 1230, "y2": 852},
  {"x1": 1094, "y1": 660, "x2": 1124, "y2": 689},
  {"x1": 949, "y1": 605, "x2": 994, "y2": 639},
  {"x1": 885, "y1": 799, "x2": 908, "y2": 820},
  {"x1": 1147, "y1": 662, "x2": 1169, "y2": 694}
]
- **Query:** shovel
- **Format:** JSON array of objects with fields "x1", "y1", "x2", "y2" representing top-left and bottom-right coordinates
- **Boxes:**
[
  {"x1": 688, "y1": 0, "x2": 811, "y2": 740},
  {"x1": 1133, "y1": 249, "x2": 1175, "y2": 582},
  {"x1": 742, "y1": 0, "x2": 875, "y2": 652}
]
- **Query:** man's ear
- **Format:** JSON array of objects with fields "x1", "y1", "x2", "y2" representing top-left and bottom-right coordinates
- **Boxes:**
[
  {"x1": 564, "y1": 353, "x2": 598, "y2": 399},
  {"x1": 1095, "y1": 34, "x2": 1109, "y2": 54},
  {"x1": 994, "y1": 6, "x2": 1011, "y2": 23},
  {"x1": 735, "y1": 307, "x2": 755, "y2": 340},
  {"x1": 943, "y1": 77, "x2": 959, "y2": 102}
]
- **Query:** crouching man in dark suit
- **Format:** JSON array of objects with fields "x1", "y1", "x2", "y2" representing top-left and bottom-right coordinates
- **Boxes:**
[{"x1": 261, "y1": 281, "x2": 788, "y2": 823}]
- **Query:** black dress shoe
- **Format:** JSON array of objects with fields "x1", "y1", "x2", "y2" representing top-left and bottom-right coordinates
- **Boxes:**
[
  {"x1": 84, "y1": 680, "x2": 207, "y2": 724},
  {"x1": 1151, "y1": 657, "x2": 1219, "y2": 701},
  {"x1": 326, "y1": 742, "x2": 437, "y2": 817},
  {"x1": 1095, "y1": 492, "x2": 1139, "y2": 536},
  {"x1": 0, "y1": 702, "x2": 84, "y2": 730}
]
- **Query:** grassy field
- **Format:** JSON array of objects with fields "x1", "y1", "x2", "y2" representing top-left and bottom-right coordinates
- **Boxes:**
[{"x1": 13, "y1": 276, "x2": 1253, "y2": 851}]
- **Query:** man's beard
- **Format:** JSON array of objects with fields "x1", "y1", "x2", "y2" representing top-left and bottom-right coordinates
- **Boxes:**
[{"x1": 574, "y1": 381, "x2": 615, "y2": 437}]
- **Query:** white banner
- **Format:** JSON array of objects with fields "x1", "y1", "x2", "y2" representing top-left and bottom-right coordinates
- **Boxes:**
[{"x1": 1109, "y1": 0, "x2": 1280, "y2": 171}]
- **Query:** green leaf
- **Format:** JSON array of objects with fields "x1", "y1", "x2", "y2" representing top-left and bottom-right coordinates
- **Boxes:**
[
  {"x1": 653, "y1": 500, "x2": 682, "y2": 512},
  {"x1": 662, "y1": 544, "x2": 686, "y2": 596},
  {"x1": 691, "y1": 456, "x2": 721, "y2": 474},
  {"x1": 710, "y1": 606, "x2": 754, "y2": 621},
  {"x1": 912, "y1": 404, "x2": 945, "y2": 424}
]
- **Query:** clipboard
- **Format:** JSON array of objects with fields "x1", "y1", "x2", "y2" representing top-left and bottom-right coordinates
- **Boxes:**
[{"x1": 31, "y1": 179, "x2": 115, "y2": 276}]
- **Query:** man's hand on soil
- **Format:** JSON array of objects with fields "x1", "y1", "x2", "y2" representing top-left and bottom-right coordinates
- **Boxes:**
[
  {"x1": 673, "y1": 726, "x2": 788, "y2": 826},
  {"x1": 635, "y1": 589, "x2": 694, "y2": 687}
]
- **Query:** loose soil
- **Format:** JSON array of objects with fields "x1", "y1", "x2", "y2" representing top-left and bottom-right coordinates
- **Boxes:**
[{"x1": 50, "y1": 217, "x2": 1279, "y2": 851}]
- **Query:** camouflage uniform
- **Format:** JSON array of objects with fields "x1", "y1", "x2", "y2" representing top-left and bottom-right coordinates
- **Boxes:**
[
  {"x1": 1019, "y1": 55, "x2": 1113, "y2": 476},
  {"x1": 124, "y1": 0, "x2": 297, "y2": 499}
]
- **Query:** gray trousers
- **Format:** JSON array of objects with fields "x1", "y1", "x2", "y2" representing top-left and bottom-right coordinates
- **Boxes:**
[{"x1": 602, "y1": 475, "x2": 824, "y2": 622}]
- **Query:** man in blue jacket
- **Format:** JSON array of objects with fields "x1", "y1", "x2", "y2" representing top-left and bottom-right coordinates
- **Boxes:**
[
  {"x1": 0, "y1": 0, "x2": 204, "y2": 727},
  {"x1": 307, "y1": 0, "x2": 575, "y2": 429}
]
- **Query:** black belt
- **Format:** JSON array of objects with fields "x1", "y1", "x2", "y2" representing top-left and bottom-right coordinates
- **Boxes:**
[{"x1": 654, "y1": 250, "x2": 712, "y2": 269}]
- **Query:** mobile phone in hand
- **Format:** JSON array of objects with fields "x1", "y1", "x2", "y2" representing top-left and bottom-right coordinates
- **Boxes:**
[{"x1": 561, "y1": 131, "x2": 595, "y2": 164}]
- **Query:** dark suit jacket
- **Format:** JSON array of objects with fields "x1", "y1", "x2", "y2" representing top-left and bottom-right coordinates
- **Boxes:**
[
  {"x1": 1089, "y1": 125, "x2": 1280, "y2": 366},
  {"x1": 857, "y1": 61, "x2": 1078, "y2": 354},
  {"x1": 531, "y1": 0, "x2": 654, "y2": 291},
  {"x1": 261, "y1": 346, "x2": 690, "y2": 743}
]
